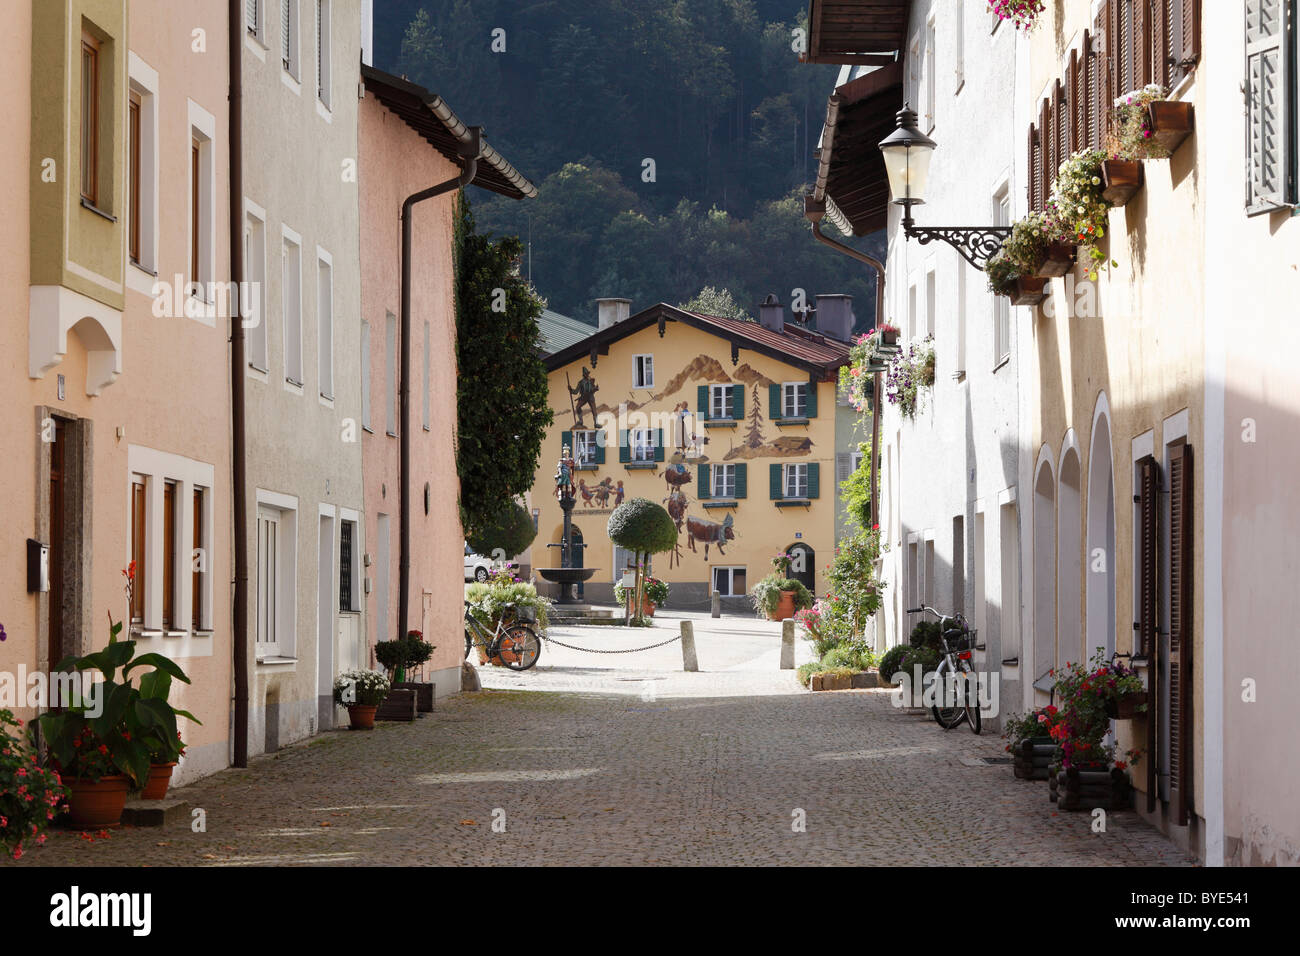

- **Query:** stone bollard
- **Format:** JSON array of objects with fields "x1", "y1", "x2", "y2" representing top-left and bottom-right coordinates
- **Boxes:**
[
  {"x1": 680, "y1": 620, "x2": 699, "y2": 672},
  {"x1": 711, "y1": 589, "x2": 721, "y2": 618},
  {"x1": 780, "y1": 619, "x2": 795, "y2": 670}
]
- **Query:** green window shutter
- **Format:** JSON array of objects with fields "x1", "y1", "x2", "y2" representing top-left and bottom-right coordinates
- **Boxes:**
[
  {"x1": 561, "y1": 430, "x2": 572, "y2": 454},
  {"x1": 698, "y1": 464, "x2": 711, "y2": 499},
  {"x1": 731, "y1": 384, "x2": 745, "y2": 419},
  {"x1": 697, "y1": 385, "x2": 709, "y2": 420},
  {"x1": 769, "y1": 384, "x2": 781, "y2": 419},
  {"x1": 805, "y1": 383, "x2": 818, "y2": 418},
  {"x1": 594, "y1": 429, "x2": 606, "y2": 464},
  {"x1": 734, "y1": 463, "x2": 747, "y2": 499},
  {"x1": 654, "y1": 429, "x2": 665, "y2": 462},
  {"x1": 807, "y1": 462, "x2": 820, "y2": 499},
  {"x1": 770, "y1": 463, "x2": 782, "y2": 499},
  {"x1": 618, "y1": 429, "x2": 629, "y2": 463}
]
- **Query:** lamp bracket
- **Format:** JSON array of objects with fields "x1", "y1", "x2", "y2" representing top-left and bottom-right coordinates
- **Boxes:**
[{"x1": 902, "y1": 219, "x2": 1012, "y2": 271}]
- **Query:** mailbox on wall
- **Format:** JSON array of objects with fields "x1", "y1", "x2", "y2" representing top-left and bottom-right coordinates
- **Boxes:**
[{"x1": 27, "y1": 538, "x2": 49, "y2": 593}]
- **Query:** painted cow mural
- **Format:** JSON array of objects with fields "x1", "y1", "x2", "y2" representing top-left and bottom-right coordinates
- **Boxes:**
[{"x1": 686, "y1": 513, "x2": 735, "y2": 559}]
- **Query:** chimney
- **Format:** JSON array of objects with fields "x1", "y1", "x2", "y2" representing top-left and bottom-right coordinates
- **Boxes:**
[
  {"x1": 814, "y1": 294, "x2": 855, "y2": 343},
  {"x1": 758, "y1": 293, "x2": 784, "y2": 333},
  {"x1": 596, "y1": 297, "x2": 632, "y2": 330}
]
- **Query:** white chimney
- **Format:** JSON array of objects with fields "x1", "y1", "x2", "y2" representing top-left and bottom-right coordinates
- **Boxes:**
[
  {"x1": 596, "y1": 298, "x2": 632, "y2": 330},
  {"x1": 814, "y1": 294, "x2": 855, "y2": 343},
  {"x1": 758, "y1": 293, "x2": 784, "y2": 332}
]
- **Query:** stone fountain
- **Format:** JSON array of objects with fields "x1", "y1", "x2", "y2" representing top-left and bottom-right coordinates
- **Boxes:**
[{"x1": 538, "y1": 444, "x2": 598, "y2": 604}]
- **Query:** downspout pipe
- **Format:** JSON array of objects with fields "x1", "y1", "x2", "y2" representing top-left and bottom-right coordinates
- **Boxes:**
[
  {"x1": 397, "y1": 128, "x2": 482, "y2": 643},
  {"x1": 805, "y1": 199, "x2": 886, "y2": 529},
  {"x1": 228, "y1": 0, "x2": 249, "y2": 767}
]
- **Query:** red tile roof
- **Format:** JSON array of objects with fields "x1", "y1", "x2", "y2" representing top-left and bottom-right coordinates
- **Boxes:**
[{"x1": 683, "y1": 310, "x2": 852, "y2": 367}]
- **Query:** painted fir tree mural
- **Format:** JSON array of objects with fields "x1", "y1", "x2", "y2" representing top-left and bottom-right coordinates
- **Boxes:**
[{"x1": 745, "y1": 385, "x2": 765, "y2": 448}]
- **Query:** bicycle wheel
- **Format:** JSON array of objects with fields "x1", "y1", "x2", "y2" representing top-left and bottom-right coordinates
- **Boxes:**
[
  {"x1": 496, "y1": 625, "x2": 541, "y2": 671},
  {"x1": 931, "y1": 669, "x2": 963, "y2": 730},
  {"x1": 962, "y1": 667, "x2": 982, "y2": 735},
  {"x1": 464, "y1": 629, "x2": 474, "y2": 661}
]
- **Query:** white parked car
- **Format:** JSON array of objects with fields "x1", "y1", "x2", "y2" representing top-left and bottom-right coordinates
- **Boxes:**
[{"x1": 464, "y1": 544, "x2": 494, "y2": 583}]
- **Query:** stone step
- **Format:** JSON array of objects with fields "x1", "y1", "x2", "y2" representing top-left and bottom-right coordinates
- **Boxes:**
[{"x1": 121, "y1": 799, "x2": 191, "y2": 828}]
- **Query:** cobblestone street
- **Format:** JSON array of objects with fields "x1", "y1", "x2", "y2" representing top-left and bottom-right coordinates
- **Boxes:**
[{"x1": 15, "y1": 614, "x2": 1191, "y2": 867}]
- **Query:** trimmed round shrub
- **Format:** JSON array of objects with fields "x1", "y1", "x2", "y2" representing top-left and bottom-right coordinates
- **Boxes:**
[
  {"x1": 607, "y1": 498, "x2": 678, "y2": 556},
  {"x1": 466, "y1": 500, "x2": 536, "y2": 560},
  {"x1": 878, "y1": 645, "x2": 909, "y2": 683}
]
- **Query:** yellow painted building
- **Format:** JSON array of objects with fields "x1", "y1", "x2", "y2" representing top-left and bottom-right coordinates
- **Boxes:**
[{"x1": 534, "y1": 298, "x2": 853, "y2": 609}]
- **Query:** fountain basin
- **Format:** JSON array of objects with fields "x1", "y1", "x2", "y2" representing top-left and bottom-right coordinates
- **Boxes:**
[{"x1": 537, "y1": 567, "x2": 600, "y2": 604}]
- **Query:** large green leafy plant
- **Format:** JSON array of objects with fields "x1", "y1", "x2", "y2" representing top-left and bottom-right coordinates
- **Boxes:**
[
  {"x1": 822, "y1": 527, "x2": 886, "y2": 640},
  {"x1": 36, "y1": 617, "x2": 200, "y2": 787}
]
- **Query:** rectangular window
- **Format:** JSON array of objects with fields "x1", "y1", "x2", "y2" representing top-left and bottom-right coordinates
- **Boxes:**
[
  {"x1": 993, "y1": 188, "x2": 1011, "y2": 365},
  {"x1": 784, "y1": 463, "x2": 809, "y2": 499},
  {"x1": 782, "y1": 382, "x2": 807, "y2": 419},
  {"x1": 953, "y1": 0, "x2": 964, "y2": 91},
  {"x1": 246, "y1": 0, "x2": 261, "y2": 37},
  {"x1": 712, "y1": 464, "x2": 736, "y2": 499},
  {"x1": 631, "y1": 428, "x2": 654, "y2": 462},
  {"x1": 924, "y1": 16, "x2": 936, "y2": 131},
  {"x1": 281, "y1": 0, "x2": 298, "y2": 77},
  {"x1": 316, "y1": 0, "x2": 331, "y2": 107},
  {"x1": 633, "y1": 354, "x2": 654, "y2": 389},
  {"x1": 317, "y1": 252, "x2": 333, "y2": 399},
  {"x1": 955, "y1": 255, "x2": 967, "y2": 376},
  {"x1": 712, "y1": 566, "x2": 747, "y2": 597},
  {"x1": 190, "y1": 138, "x2": 200, "y2": 284},
  {"x1": 162, "y1": 481, "x2": 177, "y2": 629},
  {"x1": 385, "y1": 312, "x2": 397, "y2": 435},
  {"x1": 81, "y1": 32, "x2": 99, "y2": 205},
  {"x1": 283, "y1": 232, "x2": 302, "y2": 385},
  {"x1": 907, "y1": 283, "x2": 917, "y2": 341},
  {"x1": 131, "y1": 477, "x2": 147, "y2": 625},
  {"x1": 575, "y1": 430, "x2": 598, "y2": 465},
  {"x1": 128, "y1": 92, "x2": 140, "y2": 262},
  {"x1": 925, "y1": 269, "x2": 936, "y2": 338},
  {"x1": 192, "y1": 487, "x2": 205, "y2": 630},
  {"x1": 709, "y1": 384, "x2": 733, "y2": 419},
  {"x1": 1245, "y1": 0, "x2": 1294, "y2": 213},
  {"x1": 339, "y1": 519, "x2": 355, "y2": 612},
  {"x1": 361, "y1": 320, "x2": 372, "y2": 430},
  {"x1": 246, "y1": 210, "x2": 268, "y2": 370},
  {"x1": 422, "y1": 321, "x2": 431, "y2": 430},
  {"x1": 256, "y1": 508, "x2": 279, "y2": 651}
]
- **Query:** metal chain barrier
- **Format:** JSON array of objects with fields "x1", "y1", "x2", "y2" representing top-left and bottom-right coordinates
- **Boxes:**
[{"x1": 540, "y1": 633, "x2": 683, "y2": 654}]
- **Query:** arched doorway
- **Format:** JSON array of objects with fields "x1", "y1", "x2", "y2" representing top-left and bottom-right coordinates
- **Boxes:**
[
  {"x1": 1086, "y1": 408, "x2": 1116, "y2": 659},
  {"x1": 787, "y1": 542, "x2": 815, "y2": 595},
  {"x1": 1033, "y1": 456, "x2": 1056, "y2": 697},
  {"x1": 1058, "y1": 447, "x2": 1082, "y2": 669}
]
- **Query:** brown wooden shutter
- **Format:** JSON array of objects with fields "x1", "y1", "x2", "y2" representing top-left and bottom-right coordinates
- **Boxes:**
[
  {"x1": 1068, "y1": 51, "x2": 1079, "y2": 153},
  {"x1": 193, "y1": 487, "x2": 203, "y2": 630},
  {"x1": 1055, "y1": 80, "x2": 1067, "y2": 164},
  {"x1": 1167, "y1": 441, "x2": 1194, "y2": 826},
  {"x1": 163, "y1": 481, "x2": 176, "y2": 629},
  {"x1": 1135, "y1": 0, "x2": 1150, "y2": 87},
  {"x1": 131, "y1": 479, "x2": 147, "y2": 624},
  {"x1": 1137, "y1": 453, "x2": 1161, "y2": 814},
  {"x1": 1040, "y1": 97, "x2": 1053, "y2": 206},
  {"x1": 1151, "y1": 0, "x2": 1170, "y2": 89},
  {"x1": 1028, "y1": 124, "x2": 1041, "y2": 210}
]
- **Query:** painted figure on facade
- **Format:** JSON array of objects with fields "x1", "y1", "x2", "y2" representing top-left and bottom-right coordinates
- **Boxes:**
[
  {"x1": 663, "y1": 460, "x2": 692, "y2": 493},
  {"x1": 567, "y1": 366, "x2": 599, "y2": 428},
  {"x1": 554, "y1": 444, "x2": 576, "y2": 501},
  {"x1": 613, "y1": 480, "x2": 625, "y2": 507}
]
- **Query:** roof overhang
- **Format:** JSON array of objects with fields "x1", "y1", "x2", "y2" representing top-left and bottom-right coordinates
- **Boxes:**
[
  {"x1": 803, "y1": 0, "x2": 910, "y2": 65},
  {"x1": 809, "y1": 61, "x2": 903, "y2": 236},
  {"x1": 361, "y1": 65, "x2": 537, "y2": 201}
]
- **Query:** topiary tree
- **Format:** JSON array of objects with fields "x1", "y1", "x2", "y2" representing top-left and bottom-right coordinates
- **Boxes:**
[
  {"x1": 607, "y1": 498, "x2": 678, "y2": 623},
  {"x1": 465, "y1": 500, "x2": 536, "y2": 562}
]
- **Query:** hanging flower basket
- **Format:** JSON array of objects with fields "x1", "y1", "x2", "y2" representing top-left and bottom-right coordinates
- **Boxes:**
[
  {"x1": 1010, "y1": 276, "x2": 1047, "y2": 306},
  {"x1": 1105, "y1": 690, "x2": 1149, "y2": 720},
  {"x1": 1031, "y1": 241, "x2": 1078, "y2": 278},
  {"x1": 1147, "y1": 100, "x2": 1194, "y2": 154},
  {"x1": 1101, "y1": 159, "x2": 1143, "y2": 206}
]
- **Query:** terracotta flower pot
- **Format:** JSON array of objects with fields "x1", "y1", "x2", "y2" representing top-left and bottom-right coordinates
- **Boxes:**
[
  {"x1": 347, "y1": 704, "x2": 377, "y2": 730},
  {"x1": 769, "y1": 589, "x2": 797, "y2": 621},
  {"x1": 1101, "y1": 159, "x2": 1143, "y2": 206},
  {"x1": 141, "y1": 762, "x2": 177, "y2": 800},
  {"x1": 66, "y1": 775, "x2": 130, "y2": 828}
]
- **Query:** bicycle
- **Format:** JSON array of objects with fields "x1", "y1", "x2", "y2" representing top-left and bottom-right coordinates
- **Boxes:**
[
  {"x1": 906, "y1": 605, "x2": 982, "y2": 735},
  {"x1": 463, "y1": 601, "x2": 542, "y2": 671}
]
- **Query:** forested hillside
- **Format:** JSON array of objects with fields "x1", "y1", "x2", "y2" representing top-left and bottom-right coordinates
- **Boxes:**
[{"x1": 376, "y1": 0, "x2": 884, "y2": 328}]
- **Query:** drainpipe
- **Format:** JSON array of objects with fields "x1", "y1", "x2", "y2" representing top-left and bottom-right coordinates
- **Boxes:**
[
  {"x1": 397, "y1": 128, "x2": 482, "y2": 643},
  {"x1": 805, "y1": 201, "x2": 886, "y2": 529},
  {"x1": 228, "y1": 0, "x2": 249, "y2": 767}
]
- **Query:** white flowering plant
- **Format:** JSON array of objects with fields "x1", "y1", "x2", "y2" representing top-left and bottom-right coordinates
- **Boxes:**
[
  {"x1": 1047, "y1": 150, "x2": 1115, "y2": 279},
  {"x1": 332, "y1": 669, "x2": 391, "y2": 707},
  {"x1": 1109, "y1": 84, "x2": 1170, "y2": 161}
]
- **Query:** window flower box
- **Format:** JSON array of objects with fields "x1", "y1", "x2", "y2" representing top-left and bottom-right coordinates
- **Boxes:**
[
  {"x1": 1105, "y1": 690, "x2": 1148, "y2": 720},
  {"x1": 1101, "y1": 159, "x2": 1143, "y2": 206},
  {"x1": 1147, "y1": 100, "x2": 1194, "y2": 154},
  {"x1": 1031, "y1": 241, "x2": 1078, "y2": 278},
  {"x1": 1009, "y1": 276, "x2": 1047, "y2": 306}
]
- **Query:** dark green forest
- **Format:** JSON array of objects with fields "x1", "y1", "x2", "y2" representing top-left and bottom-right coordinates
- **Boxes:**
[{"x1": 376, "y1": 0, "x2": 884, "y2": 329}]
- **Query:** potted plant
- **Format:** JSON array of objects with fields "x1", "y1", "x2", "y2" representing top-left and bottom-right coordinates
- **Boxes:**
[
  {"x1": 3, "y1": 709, "x2": 67, "y2": 859},
  {"x1": 988, "y1": 0, "x2": 1046, "y2": 31},
  {"x1": 750, "y1": 574, "x2": 813, "y2": 622},
  {"x1": 875, "y1": 322, "x2": 900, "y2": 347},
  {"x1": 885, "y1": 336, "x2": 937, "y2": 419},
  {"x1": 140, "y1": 732, "x2": 187, "y2": 800},
  {"x1": 615, "y1": 576, "x2": 669, "y2": 617},
  {"x1": 1049, "y1": 150, "x2": 1117, "y2": 280},
  {"x1": 388, "y1": 631, "x2": 436, "y2": 712},
  {"x1": 1003, "y1": 708, "x2": 1060, "y2": 780},
  {"x1": 333, "y1": 669, "x2": 391, "y2": 729},
  {"x1": 466, "y1": 574, "x2": 552, "y2": 662}
]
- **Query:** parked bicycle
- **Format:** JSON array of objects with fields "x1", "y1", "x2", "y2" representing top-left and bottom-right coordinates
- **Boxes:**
[
  {"x1": 463, "y1": 601, "x2": 542, "y2": 671},
  {"x1": 906, "y1": 605, "x2": 981, "y2": 735}
]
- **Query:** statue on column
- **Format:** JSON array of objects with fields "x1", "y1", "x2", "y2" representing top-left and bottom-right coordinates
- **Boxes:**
[{"x1": 554, "y1": 444, "x2": 576, "y2": 502}]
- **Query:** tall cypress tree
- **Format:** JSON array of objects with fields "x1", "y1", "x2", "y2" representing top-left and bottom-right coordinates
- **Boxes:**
[{"x1": 453, "y1": 193, "x2": 553, "y2": 537}]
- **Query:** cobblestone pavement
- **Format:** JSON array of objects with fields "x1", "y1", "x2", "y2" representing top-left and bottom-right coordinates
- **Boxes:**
[{"x1": 13, "y1": 616, "x2": 1191, "y2": 865}]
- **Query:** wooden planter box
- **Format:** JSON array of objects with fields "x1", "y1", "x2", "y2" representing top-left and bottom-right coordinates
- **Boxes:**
[
  {"x1": 1102, "y1": 159, "x2": 1143, "y2": 206},
  {"x1": 1010, "y1": 276, "x2": 1047, "y2": 307},
  {"x1": 376, "y1": 688, "x2": 417, "y2": 722},
  {"x1": 879, "y1": 329, "x2": 899, "y2": 346},
  {"x1": 393, "y1": 681, "x2": 434, "y2": 713},
  {"x1": 1148, "y1": 100, "x2": 1194, "y2": 154},
  {"x1": 1106, "y1": 690, "x2": 1148, "y2": 720},
  {"x1": 1013, "y1": 738, "x2": 1057, "y2": 781},
  {"x1": 1049, "y1": 765, "x2": 1132, "y2": 811},
  {"x1": 1032, "y1": 242, "x2": 1078, "y2": 278}
]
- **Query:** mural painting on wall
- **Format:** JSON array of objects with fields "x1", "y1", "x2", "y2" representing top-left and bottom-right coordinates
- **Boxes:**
[
  {"x1": 576, "y1": 477, "x2": 625, "y2": 509},
  {"x1": 721, "y1": 384, "x2": 813, "y2": 462}
]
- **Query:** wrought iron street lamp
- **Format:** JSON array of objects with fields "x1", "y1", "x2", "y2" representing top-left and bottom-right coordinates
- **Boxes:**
[{"x1": 878, "y1": 106, "x2": 1011, "y2": 271}]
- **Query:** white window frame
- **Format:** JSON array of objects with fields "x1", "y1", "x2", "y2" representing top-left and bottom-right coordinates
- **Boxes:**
[
  {"x1": 338, "y1": 510, "x2": 361, "y2": 614},
  {"x1": 315, "y1": 0, "x2": 332, "y2": 114},
  {"x1": 282, "y1": 225, "x2": 303, "y2": 389},
  {"x1": 784, "y1": 463, "x2": 809, "y2": 499},
  {"x1": 924, "y1": 15, "x2": 937, "y2": 132},
  {"x1": 126, "y1": 54, "x2": 159, "y2": 289},
  {"x1": 244, "y1": 200, "x2": 269, "y2": 374},
  {"x1": 781, "y1": 382, "x2": 807, "y2": 419},
  {"x1": 360, "y1": 318, "x2": 372, "y2": 431},
  {"x1": 925, "y1": 265, "x2": 936, "y2": 338},
  {"x1": 317, "y1": 247, "x2": 334, "y2": 403},
  {"x1": 850, "y1": 449, "x2": 865, "y2": 473},
  {"x1": 993, "y1": 185, "x2": 1012, "y2": 367},
  {"x1": 712, "y1": 463, "x2": 736, "y2": 499},
  {"x1": 187, "y1": 100, "x2": 216, "y2": 322},
  {"x1": 712, "y1": 566, "x2": 747, "y2": 597},
  {"x1": 631, "y1": 428, "x2": 654, "y2": 462},
  {"x1": 575, "y1": 429, "x2": 598, "y2": 465},
  {"x1": 632, "y1": 354, "x2": 654, "y2": 389},
  {"x1": 255, "y1": 490, "x2": 299, "y2": 660},
  {"x1": 709, "y1": 384, "x2": 732, "y2": 419}
]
